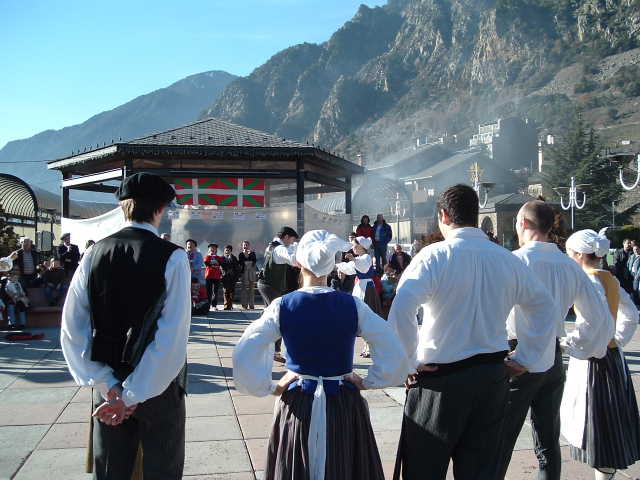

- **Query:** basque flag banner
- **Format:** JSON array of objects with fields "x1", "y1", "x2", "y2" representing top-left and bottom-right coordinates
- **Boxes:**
[{"x1": 172, "y1": 178, "x2": 265, "y2": 207}]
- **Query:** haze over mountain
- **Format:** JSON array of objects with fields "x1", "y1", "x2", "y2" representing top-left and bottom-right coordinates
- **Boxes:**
[
  {"x1": 0, "y1": 70, "x2": 236, "y2": 194},
  {"x1": 204, "y1": 0, "x2": 640, "y2": 163},
  {"x1": 6, "y1": 0, "x2": 640, "y2": 201}
]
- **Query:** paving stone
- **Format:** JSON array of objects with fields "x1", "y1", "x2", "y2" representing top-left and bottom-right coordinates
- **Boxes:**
[
  {"x1": 362, "y1": 389, "x2": 402, "y2": 408},
  {"x1": 0, "y1": 402, "x2": 67, "y2": 426},
  {"x1": 368, "y1": 406, "x2": 404, "y2": 432},
  {"x1": 10, "y1": 370, "x2": 77, "y2": 389},
  {"x1": 183, "y1": 474, "x2": 254, "y2": 479},
  {"x1": 186, "y1": 392, "x2": 235, "y2": 417},
  {"x1": 56, "y1": 401, "x2": 92, "y2": 424},
  {"x1": 70, "y1": 387, "x2": 90, "y2": 403},
  {"x1": 504, "y1": 446, "x2": 594, "y2": 479},
  {"x1": 188, "y1": 380, "x2": 229, "y2": 395},
  {"x1": 0, "y1": 425, "x2": 48, "y2": 478},
  {"x1": 186, "y1": 416, "x2": 242, "y2": 442},
  {"x1": 245, "y1": 438, "x2": 269, "y2": 473},
  {"x1": 232, "y1": 395, "x2": 276, "y2": 415},
  {"x1": 184, "y1": 440, "x2": 252, "y2": 475},
  {"x1": 0, "y1": 385, "x2": 76, "y2": 405},
  {"x1": 14, "y1": 447, "x2": 92, "y2": 479},
  {"x1": 237, "y1": 414, "x2": 273, "y2": 439},
  {"x1": 39, "y1": 422, "x2": 88, "y2": 449}
]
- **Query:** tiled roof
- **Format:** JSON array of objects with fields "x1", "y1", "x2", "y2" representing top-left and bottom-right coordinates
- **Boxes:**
[{"x1": 128, "y1": 117, "x2": 312, "y2": 149}]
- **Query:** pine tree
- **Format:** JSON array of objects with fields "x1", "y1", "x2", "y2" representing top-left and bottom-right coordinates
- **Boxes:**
[
  {"x1": 542, "y1": 111, "x2": 625, "y2": 231},
  {"x1": 0, "y1": 204, "x2": 19, "y2": 257}
]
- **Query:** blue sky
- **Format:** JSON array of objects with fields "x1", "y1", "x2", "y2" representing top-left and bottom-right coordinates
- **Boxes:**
[{"x1": 0, "y1": 0, "x2": 387, "y2": 149}]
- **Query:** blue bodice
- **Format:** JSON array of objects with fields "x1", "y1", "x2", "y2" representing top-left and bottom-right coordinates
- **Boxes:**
[{"x1": 280, "y1": 289, "x2": 358, "y2": 394}]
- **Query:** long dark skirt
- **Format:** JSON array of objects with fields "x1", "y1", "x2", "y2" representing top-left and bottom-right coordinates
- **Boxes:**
[
  {"x1": 265, "y1": 385, "x2": 385, "y2": 480},
  {"x1": 571, "y1": 347, "x2": 640, "y2": 469},
  {"x1": 363, "y1": 282, "x2": 383, "y2": 317}
]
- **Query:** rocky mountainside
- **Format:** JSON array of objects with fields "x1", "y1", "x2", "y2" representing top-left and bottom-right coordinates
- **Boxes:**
[
  {"x1": 203, "y1": 0, "x2": 640, "y2": 163},
  {"x1": 0, "y1": 70, "x2": 236, "y2": 194}
]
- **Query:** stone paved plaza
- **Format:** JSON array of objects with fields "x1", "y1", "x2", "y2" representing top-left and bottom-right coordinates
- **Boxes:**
[{"x1": 2, "y1": 310, "x2": 640, "y2": 479}]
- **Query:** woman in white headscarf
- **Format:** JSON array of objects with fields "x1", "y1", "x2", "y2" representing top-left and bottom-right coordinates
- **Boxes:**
[
  {"x1": 336, "y1": 236, "x2": 383, "y2": 357},
  {"x1": 233, "y1": 230, "x2": 410, "y2": 480},
  {"x1": 562, "y1": 229, "x2": 640, "y2": 480}
]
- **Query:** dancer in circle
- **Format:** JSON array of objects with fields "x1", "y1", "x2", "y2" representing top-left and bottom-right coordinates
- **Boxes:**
[
  {"x1": 233, "y1": 229, "x2": 409, "y2": 480},
  {"x1": 562, "y1": 229, "x2": 640, "y2": 480}
]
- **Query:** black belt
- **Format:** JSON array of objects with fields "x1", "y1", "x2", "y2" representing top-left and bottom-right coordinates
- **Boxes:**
[
  {"x1": 417, "y1": 351, "x2": 508, "y2": 378},
  {"x1": 509, "y1": 338, "x2": 561, "y2": 353}
]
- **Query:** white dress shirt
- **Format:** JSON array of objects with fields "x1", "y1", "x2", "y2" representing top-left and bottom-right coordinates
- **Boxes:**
[
  {"x1": 268, "y1": 237, "x2": 298, "y2": 266},
  {"x1": 60, "y1": 222, "x2": 192, "y2": 406},
  {"x1": 388, "y1": 227, "x2": 555, "y2": 373},
  {"x1": 507, "y1": 241, "x2": 612, "y2": 371},
  {"x1": 233, "y1": 286, "x2": 410, "y2": 396}
]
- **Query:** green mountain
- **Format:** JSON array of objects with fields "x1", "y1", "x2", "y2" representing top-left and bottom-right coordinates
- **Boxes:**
[
  {"x1": 203, "y1": 0, "x2": 640, "y2": 163},
  {"x1": 0, "y1": 70, "x2": 236, "y2": 194}
]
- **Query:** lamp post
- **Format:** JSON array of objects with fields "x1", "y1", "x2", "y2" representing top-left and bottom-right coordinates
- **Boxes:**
[
  {"x1": 618, "y1": 154, "x2": 640, "y2": 190},
  {"x1": 469, "y1": 162, "x2": 495, "y2": 208},
  {"x1": 390, "y1": 193, "x2": 407, "y2": 244},
  {"x1": 554, "y1": 176, "x2": 588, "y2": 230}
]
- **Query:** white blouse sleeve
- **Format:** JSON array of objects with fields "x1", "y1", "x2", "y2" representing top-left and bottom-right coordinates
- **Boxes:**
[
  {"x1": 354, "y1": 298, "x2": 412, "y2": 387},
  {"x1": 616, "y1": 286, "x2": 638, "y2": 347},
  {"x1": 232, "y1": 298, "x2": 282, "y2": 396},
  {"x1": 336, "y1": 254, "x2": 372, "y2": 276},
  {"x1": 562, "y1": 279, "x2": 615, "y2": 360}
]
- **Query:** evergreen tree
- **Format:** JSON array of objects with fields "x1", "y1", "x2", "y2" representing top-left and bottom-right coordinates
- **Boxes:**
[
  {"x1": 0, "y1": 204, "x2": 19, "y2": 257},
  {"x1": 542, "y1": 111, "x2": 625, "y2": 231}
]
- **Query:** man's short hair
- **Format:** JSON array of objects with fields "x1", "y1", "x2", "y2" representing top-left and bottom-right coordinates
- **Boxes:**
[
  {"x1": 225, "y1": 245, "x2": 233, "y2": 251},
  {"x1": 278, "y1": 226, "x2": 299, "y2": 239},
  {"x1": 623, "y1": 238, "x2": 632, "y2": 243},
  {"x1": 120, "y1": 197, "x2": 169, "y2": 224},
  {"x1": 208, "y1": 243, "x2": 218, "y2": 249},
  {"x1": 521, "y1": 201, "x2": 556, "y2": 234},
  {"x1": 20, "y1": 237, "x2": 31, "y2": 244},
  {"x1": 437, "y1": 184, "x2": 479, "y2": 227},
  {"x1": 186, "y1": 239, "x2": 197, "y2": 246}
]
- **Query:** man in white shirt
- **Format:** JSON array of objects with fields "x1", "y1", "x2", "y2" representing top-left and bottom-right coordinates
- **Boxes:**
[
  {"x1": 388, "y1": 184, "x2": 555, "y2": 480},
  {"x1": 494, "y1": 201, "x2": 611, "y2": 480},
  {"x1": 256, "y1": 226, "x2": 299, "y2": 362},
  {"x1": 60, "y1": 173, "x2": 191, "y2": 479}
]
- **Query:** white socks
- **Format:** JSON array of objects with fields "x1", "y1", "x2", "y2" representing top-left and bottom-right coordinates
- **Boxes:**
[{"x1": 594, "y1": 467, "x2": 616, "y2": 480}]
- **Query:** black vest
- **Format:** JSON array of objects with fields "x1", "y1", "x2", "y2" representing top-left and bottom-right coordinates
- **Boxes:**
[{"x1": 88, "y1": 227, "x2": 186, "y2": 389}]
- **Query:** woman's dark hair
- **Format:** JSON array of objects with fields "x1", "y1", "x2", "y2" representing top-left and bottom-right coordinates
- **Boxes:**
[
  {"x1": 360, "y1": 215, "x2": 370, "y2": 225},
  {"x1": 436, "y1": 184, "x2": 479, "y2": 227},
  {"x1": 278, "y1": 226, "x2": 299, "y2": 239},
  {"x1": 208, "y1": 243, "x2": 218, "y2": 249},
  {"x1": 186, "y1": 239, "x2": 197, "y2": 246}
]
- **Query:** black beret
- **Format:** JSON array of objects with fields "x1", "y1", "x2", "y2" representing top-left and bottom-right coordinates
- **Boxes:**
[{"x1": 116, "y1": 173, "x2": 176, "y2": 203}]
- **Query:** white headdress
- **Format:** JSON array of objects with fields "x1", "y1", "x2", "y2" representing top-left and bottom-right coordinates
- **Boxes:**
[
  {"x1": 566, "y1": 228, "x2": 610, "y2": 258},
  {"x1": 296, "y1": 230, "x2": 352, "y2": 277},
  {"x1": 355, "y1": 236, "x2": 372, "y2": 250}
]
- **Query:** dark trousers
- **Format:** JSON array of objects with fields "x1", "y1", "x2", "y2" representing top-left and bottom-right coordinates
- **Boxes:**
[
  {"x1": 206, "y1": 278, "x2": 221, "y2": 308},
  {"x1": 495, "y1": 343, "x2": 565, "y2": 480},
  {"x1": 223, "y1": 286, "x2": 235, "y2": 310},
  {"x1": 373, "y1": 243, "x2": 387, "y2": 273},
  {"x1": 396, "y1": 362, "x2": 508, "y2": 480},
  {"x1": 257, "y1": 280, "x2": 283, "y2": 352},
  {"x1": 93, "y1": 382, "x2": 186, "y2": 480}
]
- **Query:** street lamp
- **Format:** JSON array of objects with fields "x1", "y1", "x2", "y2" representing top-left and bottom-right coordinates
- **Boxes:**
[
  {"x1": 469, "y1": 162, "x2": 495, "y2": 208},
  {"x1": 390, "y1": 193, "x2": 407, "y2": 244},
  {"x1": 618, "y1": 154, "x2": 640, "y2": 190},
  {"x1": 553, "y1": 176, "x2": 588, "y2": 229}
]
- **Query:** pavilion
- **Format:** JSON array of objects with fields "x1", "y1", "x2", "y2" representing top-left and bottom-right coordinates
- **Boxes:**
[{"x1": 47, "y1": 117, "x2": 363, "y2": 234}]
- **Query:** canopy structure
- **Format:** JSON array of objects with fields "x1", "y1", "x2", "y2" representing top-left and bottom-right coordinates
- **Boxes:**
[
  {"x1": 48, "y1": 117, "x2": 363, "y2": 234},
  {"x1": 0, "y1": 174, "x2": 39, "y2": 232}
]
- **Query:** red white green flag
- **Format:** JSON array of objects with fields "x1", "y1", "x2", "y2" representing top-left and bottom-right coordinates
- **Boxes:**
[{"x1": 172, "y1": 178, "x2": 265, "y2": 207}]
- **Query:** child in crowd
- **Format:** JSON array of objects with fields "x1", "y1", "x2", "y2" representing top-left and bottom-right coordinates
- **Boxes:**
[
  {"x1": 380, "y1": 264, "x2": 399, "y2": 319},
  {"x1": 43, "y1": 259, "x2": 67, "y2": 306},
  {"x1": 5, "y1": 271, "x2": 29, "y2": 329},
  {"x1": 191, "y1": 277, "x2": 210, "y2": 315},
  {"x1": 204, "y1": 244, "x2": 224, "y2": 310}
]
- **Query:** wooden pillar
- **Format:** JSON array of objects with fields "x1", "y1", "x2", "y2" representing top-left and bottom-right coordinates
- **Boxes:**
[
  {"x1": 62, "y1": 172, "x2": 71, "y2": 219},
  {"x1": 296, "y1": 158, "x2": 304, "y2": 235},
  {"x1": 345, "y1": 176, "x2": 352, "y2": 215}
]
